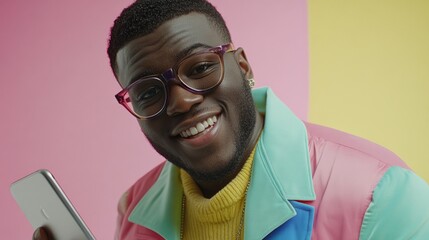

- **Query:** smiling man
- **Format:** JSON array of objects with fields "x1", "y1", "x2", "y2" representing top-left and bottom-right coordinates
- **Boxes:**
[
  {"x1": 32, "y1": 0, "x2": 429, "y2": 240},
  {"x1": 108, "y1": 1, "x2": 429, "y2": 240},
  {"x1": 113, "y1": 12, "x2": 262, "y2": 198}
]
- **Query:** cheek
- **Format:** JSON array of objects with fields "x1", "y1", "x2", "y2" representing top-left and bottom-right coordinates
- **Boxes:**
[
  {"x1": 138, "y1": 121, "x2": 157, "y2": 140},
  {"x1": 216, "y1": 74, "x2": 246, "y2": 103},
  {"x1": 139, "y1": 120, "x2": 168, "y2": 143},
  {"x1": 221, "y1": 66, "x2": 246, "y2": 92}
]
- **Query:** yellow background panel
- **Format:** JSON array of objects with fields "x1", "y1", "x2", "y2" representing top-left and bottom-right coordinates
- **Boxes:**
[{"x1": 309, "y1": 0, "x2": 429, "y2": 182}]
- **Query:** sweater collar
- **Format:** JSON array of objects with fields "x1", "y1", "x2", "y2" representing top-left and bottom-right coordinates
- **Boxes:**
[
  {"x1": 128, "y1": 87, "x2": 315, "y2": 239},
  {"x1": 180, "y1": 147, "x2": 255, "y2": 223}
]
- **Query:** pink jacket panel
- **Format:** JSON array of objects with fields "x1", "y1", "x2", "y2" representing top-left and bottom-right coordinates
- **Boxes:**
[{"x1": 304, "y1": 122, "x2": 408, "y2": 240}]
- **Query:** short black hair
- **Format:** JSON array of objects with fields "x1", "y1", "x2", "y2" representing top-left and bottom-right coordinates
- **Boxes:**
[{"x1": 107, "y1": 0, "x2": 232, "y2": 77}]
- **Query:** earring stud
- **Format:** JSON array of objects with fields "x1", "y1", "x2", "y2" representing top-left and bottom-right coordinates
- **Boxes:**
[{"x1": 247, "y1": 78, "x2": 255, "y2": 88}]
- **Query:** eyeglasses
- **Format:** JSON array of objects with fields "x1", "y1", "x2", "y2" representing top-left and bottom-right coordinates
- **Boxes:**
[{"x1": 115, "y1": 43, "x2": 235, "y2": 119}]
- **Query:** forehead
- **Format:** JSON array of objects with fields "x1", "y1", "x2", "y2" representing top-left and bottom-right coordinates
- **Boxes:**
[{"x1": 115, "y1": 13, "x2": 226, "y2": 87}]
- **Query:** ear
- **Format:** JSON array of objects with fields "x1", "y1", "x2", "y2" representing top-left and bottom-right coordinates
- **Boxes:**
[{"x1": 234, "y1": 47, "x2": 254, "y2": 80}]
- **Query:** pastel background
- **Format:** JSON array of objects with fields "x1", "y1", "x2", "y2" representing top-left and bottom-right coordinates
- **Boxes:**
[
  {"x1": 0, "y1": 1, "x2": 307, "y2": 239},
  {"x1": 309, "y1": 0, "x2": 429, "y2": 183},
  {"x1": 0, "y1": 1, "x2": 427, "y2": 239}
]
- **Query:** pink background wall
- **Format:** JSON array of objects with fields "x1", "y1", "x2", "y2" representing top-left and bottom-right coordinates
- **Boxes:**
[{"x1": 0, "y1": 1, "x2": 308, "y2": 239}]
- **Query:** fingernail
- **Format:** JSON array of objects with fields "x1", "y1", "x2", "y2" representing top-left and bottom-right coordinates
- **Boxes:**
[
  {"x1": 33, "y1": 228, "x2": 41, "y2": 239},
  {"x1": 33, "y1": 228, "x2": 47, "y2": 240}
]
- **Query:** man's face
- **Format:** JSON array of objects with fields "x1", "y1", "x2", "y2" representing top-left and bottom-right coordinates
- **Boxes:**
[{"x1": 115, "y1": 13, "x2": 257, "y2": 182}]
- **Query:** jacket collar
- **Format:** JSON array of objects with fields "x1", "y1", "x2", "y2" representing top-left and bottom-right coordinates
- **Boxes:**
[
  {"x1": 128, "y1": 87, "x2": 315, "y2": 239},
  {"x1": 128, "y1": 162, "x2": 183, "y2": 240},
  {"x1": 245, "y1": 87, "x2": 315, "y2": 239}
]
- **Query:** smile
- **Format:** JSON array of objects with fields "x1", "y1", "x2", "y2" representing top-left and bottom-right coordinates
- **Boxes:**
[{"x1": 179, "y1": 115, "x2": 218, "y2": 138}]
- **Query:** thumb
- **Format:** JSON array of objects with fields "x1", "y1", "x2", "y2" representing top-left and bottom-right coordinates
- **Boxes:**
[{"x1": 33, "y1": 227, "x2": 49, "y2": 240}]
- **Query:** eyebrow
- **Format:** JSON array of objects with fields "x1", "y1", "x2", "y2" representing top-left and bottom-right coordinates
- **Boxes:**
[
  {"x1": 129, "y1": 43, "x2": 214, "y2": 85},
  {"x1": 175, "y1": 43, "x2": 213, "y2": 62}
]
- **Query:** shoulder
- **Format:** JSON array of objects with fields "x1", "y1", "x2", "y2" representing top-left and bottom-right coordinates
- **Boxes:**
[
  {"x1": 304, "y1": 121, "x2": 409, "y2": 200},
  {"x1": 304, "y1": 121, "x2": 408, "y2": 169},
  {"x1": 302, "y1": 122, "x2": 420, "y2": 239}
]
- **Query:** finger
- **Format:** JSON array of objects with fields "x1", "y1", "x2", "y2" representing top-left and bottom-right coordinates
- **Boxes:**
[{"x1": 32, "y1": 227, "x2": 48, "y2": 240}]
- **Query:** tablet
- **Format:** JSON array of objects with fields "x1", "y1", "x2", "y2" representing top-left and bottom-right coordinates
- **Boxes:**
[{"x1": 10, "y1": 169, "x2": 95, "y2": 240}]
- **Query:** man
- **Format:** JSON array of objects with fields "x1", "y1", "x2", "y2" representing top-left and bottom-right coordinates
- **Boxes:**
[{"x1": 34, "y1": 0, "x2": 429, "y2": 239}]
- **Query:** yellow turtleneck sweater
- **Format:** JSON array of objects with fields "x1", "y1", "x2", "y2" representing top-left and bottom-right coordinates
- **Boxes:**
[{"x1": 180, "y1": 148, "x2": 256, "y2": 240}]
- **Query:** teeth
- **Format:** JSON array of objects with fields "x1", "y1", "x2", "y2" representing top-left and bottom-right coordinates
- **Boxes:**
[
  {"x1": 207, "y1": 118, "x2": 214, "y2": 126},
  {"x1": 190, "y1": 127, "x2": 198, "y2": 135},
  {"x1": 196, "y1": 123, "x2": 205, "y2": 132},
  {"x1": 180, "y1": 115, "x2": 218, "y2": 138}
]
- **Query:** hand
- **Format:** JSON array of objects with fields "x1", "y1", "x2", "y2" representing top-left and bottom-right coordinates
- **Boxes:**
[{"x1": 32, "y1": 227, "x2": 53, "y2": 240}]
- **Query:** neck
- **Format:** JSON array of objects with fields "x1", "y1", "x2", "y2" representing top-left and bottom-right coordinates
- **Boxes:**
[{"x1": 195, "y1": 112, "x2": 264, "y2": 198}]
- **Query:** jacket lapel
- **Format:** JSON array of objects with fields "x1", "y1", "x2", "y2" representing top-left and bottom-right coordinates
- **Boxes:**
[
  {"x1": 265, "y1": 201, "x2": 314, "y2": 240},
  {"x1": 128, "y1": 163, "x2": 183, "y2": 240},
  {"x1": 244, "y1": 88, "x2": 315, "y2": 239}
]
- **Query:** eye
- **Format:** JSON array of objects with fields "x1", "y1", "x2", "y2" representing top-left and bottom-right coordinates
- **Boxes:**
[
  {"x1": 188, "y1": 62, "x2": 217, "y2": 78},
  {"x1": 138, "y1": 85, "x2": 162, "y2": 102}
]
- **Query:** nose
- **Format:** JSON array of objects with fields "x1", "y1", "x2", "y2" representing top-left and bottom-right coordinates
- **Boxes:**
[{"x1": 166, "y1": 84, "x2": 203, "y2": 116}]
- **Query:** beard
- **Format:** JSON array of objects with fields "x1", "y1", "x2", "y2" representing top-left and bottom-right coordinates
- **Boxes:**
[{"x1": 147, "y1": 78, "x2": 257, "y2": 182}]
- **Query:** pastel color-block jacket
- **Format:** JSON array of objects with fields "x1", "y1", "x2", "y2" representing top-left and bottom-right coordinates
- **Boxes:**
[{"x1": 115, "y1": 87, "x2": 429, "y2": 240}]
